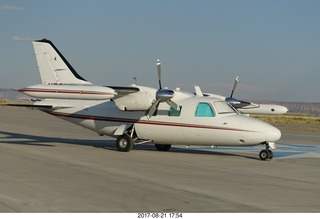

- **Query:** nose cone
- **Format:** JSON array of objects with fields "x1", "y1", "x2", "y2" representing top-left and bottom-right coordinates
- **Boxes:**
[
  {"x1": 234, "y1": 115, "x2": 282, "y2": 145},
  {"x1": 248, "y1": 117, "x2": 281, "y2": 142},
  {"x1": 265, "y1": 125, "x2": 281, "y2": 142}
]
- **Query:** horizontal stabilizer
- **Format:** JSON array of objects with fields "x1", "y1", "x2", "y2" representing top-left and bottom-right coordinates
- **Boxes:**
[
  {"x1": 1, "y1": 103, "x2": 52, "y2": 109},
  {"x1": 19, "y1": 84, "x2": 116, "y2": 100},
  {"x1": 1, "y1": 102, "x2": 72, "y2": 110}
]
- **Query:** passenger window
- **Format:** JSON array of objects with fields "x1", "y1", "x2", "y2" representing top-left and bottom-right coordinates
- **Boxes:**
[
  {"x1": 195, "y1": 103, "x2": 215, "y2": 117},
  {"x1": 168, "y1": 107, "x2": 181, "y2": 116}
]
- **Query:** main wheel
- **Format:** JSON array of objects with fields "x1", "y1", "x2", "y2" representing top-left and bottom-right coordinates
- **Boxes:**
[
  {"x1": 268, "y1": 150, "x2": 273, "y2": 159},
  {"x1": 155, "y1": 144, "x2": 171, "y2": 151},
  {"x1": 259, "y1": 149, "x2": 270, "y2": 161},
  {"x1": 116, "y1": 134, "x2": 134, "y2": 152}
]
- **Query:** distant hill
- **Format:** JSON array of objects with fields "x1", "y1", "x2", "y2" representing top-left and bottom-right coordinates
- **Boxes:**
[
  {"x1": 0, "y1": 88, "x2": 29, "y2": 101},
  {"x1": 1, "y1": 89, "x2": 319, "y2": 115}
]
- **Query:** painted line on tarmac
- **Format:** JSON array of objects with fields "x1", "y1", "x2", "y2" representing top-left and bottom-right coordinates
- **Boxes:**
[{"x1": 173, "y1": 144, "x2": 320, "y2": 159}]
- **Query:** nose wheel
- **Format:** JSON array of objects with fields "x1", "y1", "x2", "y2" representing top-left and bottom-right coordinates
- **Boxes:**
[
  {"x1": 259, "y1": 149, "x2": 273, "y2": 160},
  {"x1": 259, "y1": 142, "x2": 274, "y2": 161}
]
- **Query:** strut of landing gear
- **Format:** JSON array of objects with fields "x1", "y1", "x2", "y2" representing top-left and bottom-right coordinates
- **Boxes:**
[
  {"x1": 115, "y1": 125, "x2": 153, "y2": 152},
  {"x1": 259, "y1": 142, "x2": 274, "y2": 161}
]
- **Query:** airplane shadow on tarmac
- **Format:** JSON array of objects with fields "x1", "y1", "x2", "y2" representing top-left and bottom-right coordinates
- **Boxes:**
[{"x1": 0, "y1": 130, "x2": 259, "y2": 160}]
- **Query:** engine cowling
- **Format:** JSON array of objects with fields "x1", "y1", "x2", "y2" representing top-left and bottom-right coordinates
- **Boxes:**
[{"x1": 113, "y1": 91, "x2": 154, "y2": 111}]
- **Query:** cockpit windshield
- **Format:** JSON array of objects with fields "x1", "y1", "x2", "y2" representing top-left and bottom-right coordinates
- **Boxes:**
[{"x1": 214, "y1": 101, "x2": 237, "y2": 114}]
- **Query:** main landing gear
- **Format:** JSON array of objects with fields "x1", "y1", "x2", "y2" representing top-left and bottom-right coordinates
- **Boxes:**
[
  {"x1": 259, "y1": 142, "x2": 275, "y2": 161},
  {"x1": 115, "y1": 129, "x2": 172, "y2": 152},
  {"x1": 116, "y1": 134, "x2": 134, "y2": 152},
  {"x1": 116, "y1": 133, "x2": 172, "y2": 152}
]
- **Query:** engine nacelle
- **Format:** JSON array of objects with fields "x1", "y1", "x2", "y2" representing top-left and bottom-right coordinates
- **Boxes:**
[{"x1": 114, "y1": 91, "x2": 154, "y2": 111}]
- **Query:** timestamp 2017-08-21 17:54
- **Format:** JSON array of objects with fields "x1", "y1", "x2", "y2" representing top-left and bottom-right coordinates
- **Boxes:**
[{"x1": 137, "y1": 213, "x2": 183, "y2": 219}]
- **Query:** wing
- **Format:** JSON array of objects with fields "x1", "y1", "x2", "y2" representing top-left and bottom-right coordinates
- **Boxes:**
[{"x1": 106, "y1": 86, "x2": 140, "y2": 97}]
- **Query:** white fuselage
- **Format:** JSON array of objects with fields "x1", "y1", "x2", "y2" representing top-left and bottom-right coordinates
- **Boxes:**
[{"x1": 39, "y1": 87, "x2": 281, "y2": 147}]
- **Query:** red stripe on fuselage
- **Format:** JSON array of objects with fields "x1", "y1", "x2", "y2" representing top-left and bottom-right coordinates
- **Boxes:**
[
  {"x1": 19, "y1": 88, "x2": 113, "y2": 95},
  {"x1": 48, "y1": 112, "x2": 257, "y2": 133}
]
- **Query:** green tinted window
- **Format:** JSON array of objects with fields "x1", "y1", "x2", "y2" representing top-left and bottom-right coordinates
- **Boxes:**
[
  {"x1": 168, "y1": 107, "x2": 181, "y2": 116},
  {"x1": 195, "y1": 103, "x2": 215, "y2": 117}
]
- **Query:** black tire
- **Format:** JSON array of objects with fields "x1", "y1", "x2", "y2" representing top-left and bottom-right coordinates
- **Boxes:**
[
  {"x1": 259, "y1": 149, "x2": 270, "y2": 161},
  {"x1": 155, "y1": 144, "x2": 171, "y2": 151},
  {"x1": 116, "y1": 134, "x2": 134, "y2": 152}
]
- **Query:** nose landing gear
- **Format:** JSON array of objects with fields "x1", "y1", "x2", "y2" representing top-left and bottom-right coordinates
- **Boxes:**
[
  {"x1": 259, "y1": 142, "x2": 275, "y2": 161},
  {"x1": 259, "y1": 149, "x2": 273, "y2": 160}
]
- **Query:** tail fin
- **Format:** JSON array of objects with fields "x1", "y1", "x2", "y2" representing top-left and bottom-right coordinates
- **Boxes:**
[{"x1": 32, "y1": 39, "x2": 91, "y2": 85}]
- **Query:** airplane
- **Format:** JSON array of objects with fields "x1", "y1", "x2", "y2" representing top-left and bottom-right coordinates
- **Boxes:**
[
  {"x1": 194, "y1": 76, "x2": 289, "y2": 115},
  {"x1": 9, "y1": 38, "x2": 282, "y2": 161}
]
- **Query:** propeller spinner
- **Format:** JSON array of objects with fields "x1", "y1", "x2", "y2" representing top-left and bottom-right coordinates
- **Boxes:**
[
  {"x1": 147, "y1": 59, "x2": 179, "y2": 118},
  {"x1": 225, "y1": 76, "x2": 252, "y2": 108}
]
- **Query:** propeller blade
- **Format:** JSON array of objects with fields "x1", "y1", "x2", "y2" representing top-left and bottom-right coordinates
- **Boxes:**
[
  {"x1": 230, "y1": 76, "x2": 239, "y2": 98},
  {"x1": 147, "y1": 99, "x2": 161, "y2": 119},
  {"x1": 148, "y1": 59, "x2": 178, "y2": 118},
  {"x1": 225, "y1": 76, "x2": 256, "y2": 108},
  {"x1": 157, "y1": 59, "x2": 162, "y2": 89},
  {"x1": 166, "y1": 100, "x2": 179, "y2": 111}
]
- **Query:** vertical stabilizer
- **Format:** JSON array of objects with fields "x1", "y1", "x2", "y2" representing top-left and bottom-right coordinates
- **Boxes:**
[{"x1": 33, "y1": 39, "x2": 91, "y2": 84}]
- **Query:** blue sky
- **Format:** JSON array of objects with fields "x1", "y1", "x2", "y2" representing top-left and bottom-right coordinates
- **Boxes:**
[{"x1": 0, "y1": 0, "x2": 320, "y2": 102}]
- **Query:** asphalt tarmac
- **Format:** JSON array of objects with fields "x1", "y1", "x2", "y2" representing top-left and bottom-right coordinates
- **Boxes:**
[{"x1": 0, "y1": 107, "x2": 319, "y2": 212}]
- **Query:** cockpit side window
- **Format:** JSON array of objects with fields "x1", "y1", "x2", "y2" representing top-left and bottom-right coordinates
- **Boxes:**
[
  {"x1": 214, "y1": 101, "x2": 237, "y2": 114},
  {"x1": 195, "y1": 102, "x2": 215, "y2": 117}
]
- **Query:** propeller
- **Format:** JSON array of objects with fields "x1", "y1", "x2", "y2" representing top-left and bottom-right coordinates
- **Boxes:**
[
  {"x1": 230, "y1": 76, "x2": 239, "y2": 99},
  {"x1": 225, "y1": 76, "x2": 252, "y2": 108},
  {"x1": 147, "y1": 59, "x2": 179, "y2": 118}
]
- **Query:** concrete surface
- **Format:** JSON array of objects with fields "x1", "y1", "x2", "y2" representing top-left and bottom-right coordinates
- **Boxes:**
[{"x1": 0, "y1": 107, "x2": 319, "y2": 212}]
